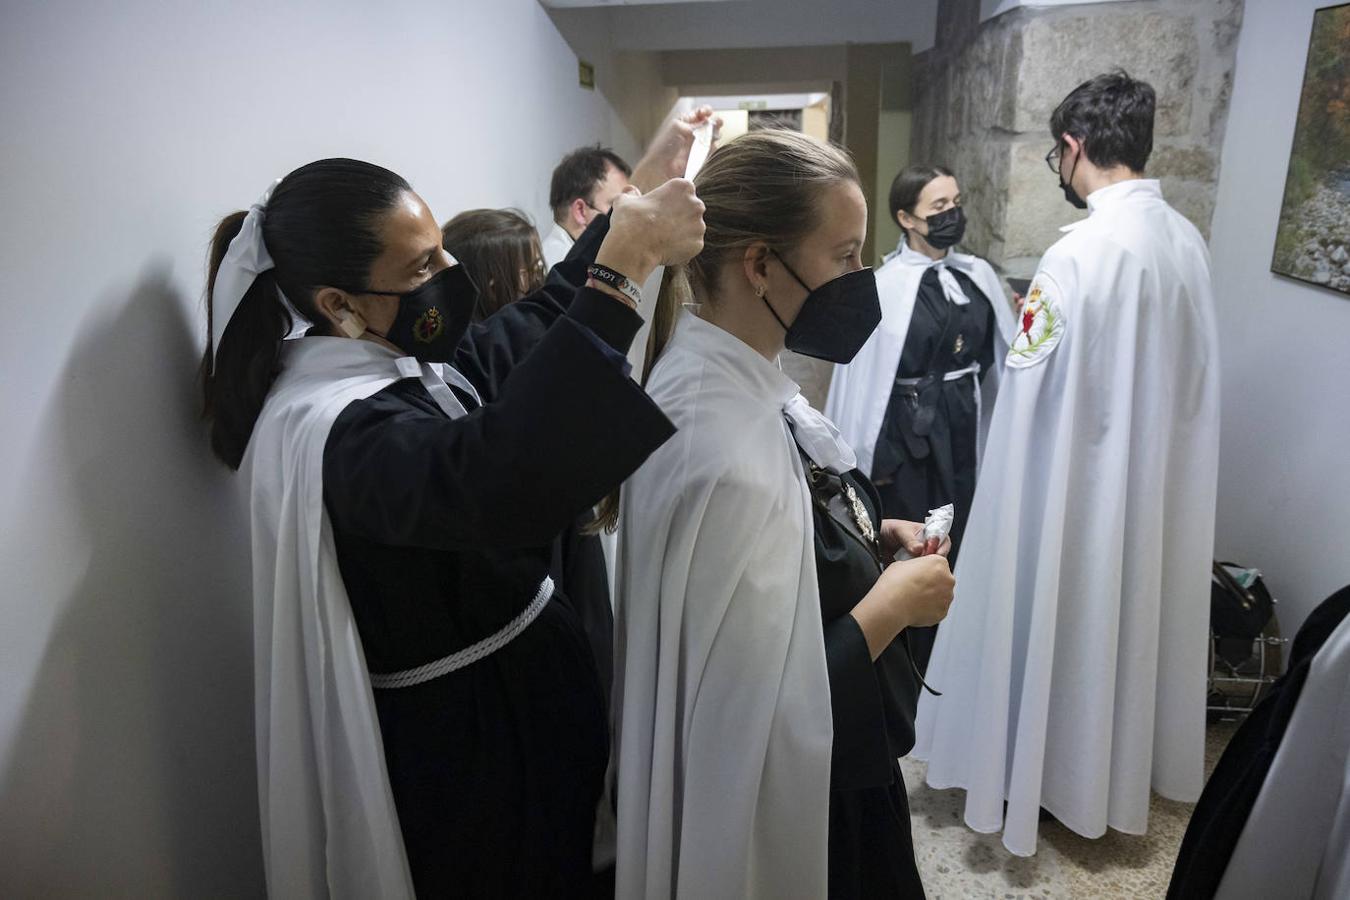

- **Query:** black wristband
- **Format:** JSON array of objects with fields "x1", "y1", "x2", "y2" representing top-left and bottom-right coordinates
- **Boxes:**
[{"x1": 587, "y1": 263, "x2": 643, "y2": 307}]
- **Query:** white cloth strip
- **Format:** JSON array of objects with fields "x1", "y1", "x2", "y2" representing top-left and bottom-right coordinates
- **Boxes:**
[{"x1": 368, "y1": 576, "x2": 555, "y2": 689}]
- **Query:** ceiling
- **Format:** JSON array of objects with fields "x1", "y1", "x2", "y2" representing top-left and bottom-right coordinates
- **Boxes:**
[{"x1": 540, "y1": 0, "x2": 940, "y2": 53}]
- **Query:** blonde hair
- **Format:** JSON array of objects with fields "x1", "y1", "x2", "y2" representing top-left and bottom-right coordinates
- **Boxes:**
[{"x1": 592, "y1": 129, "x2": 860, "y2": 532}]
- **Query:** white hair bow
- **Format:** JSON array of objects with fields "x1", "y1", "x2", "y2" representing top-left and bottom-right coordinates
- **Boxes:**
[{"x1": 210, "y1": 179, "x2": 312, "y2": 371}]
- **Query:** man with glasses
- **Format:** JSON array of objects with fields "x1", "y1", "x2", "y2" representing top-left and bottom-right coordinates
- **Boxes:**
[
  {"x1": 541, "y1": 145, "x2": 633, "y2": 269},
  {"x1": 914, "y1": 70, "x2": 1222, "y2": 858}
]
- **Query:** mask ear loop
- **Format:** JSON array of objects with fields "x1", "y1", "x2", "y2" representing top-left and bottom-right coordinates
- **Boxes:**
[
  {"x1": 338, "y1": 310, "x2": 367, "y2": 339},
  {"x1": 761, "y1": 248, "x2": 814, "y2": 332}
]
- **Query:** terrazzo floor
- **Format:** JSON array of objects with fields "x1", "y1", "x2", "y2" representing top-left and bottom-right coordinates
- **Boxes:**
[{"x1": 906, "y1": 720, "x2": 1239, "y2": 899}]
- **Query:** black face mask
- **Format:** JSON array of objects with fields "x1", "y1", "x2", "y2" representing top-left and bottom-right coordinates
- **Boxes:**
[
  {"x1": 1059, "y1": 148, "x2": 1088, "y2": 210},
  {"x1": 762, "y1": 251, "x2": 881, "y2": 364},
  {"x1": 922, "y1": 206, "x2": 966, "y2": 250},
  {"x1": 362, "y1": 264, "x2": 479, "y2": 361}
]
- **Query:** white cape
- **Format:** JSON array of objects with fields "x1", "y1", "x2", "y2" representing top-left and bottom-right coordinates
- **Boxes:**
[
  {"x1": 241, "y1": 336, "x2": 472, "y2": 898},
  {"x1": 824, "y1": 238, "x2": 1016, "y2": 479},
  {"x1": 1216, "y1": 611, "x2": 1350, "y2": 900},
  {"x1": 613, "y1": 312, "x2": 835, "y2": 900},
  {"x1": 913, "y1": 180, "x2": 1221, "y2": 856}
]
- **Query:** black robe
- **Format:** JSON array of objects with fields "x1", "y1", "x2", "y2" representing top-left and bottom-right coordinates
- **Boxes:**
[
  {"x1": 1167, "y1": 585, "x2": 1350, "y2": 899},
  {"x1": 321, "y1": 217, "x2": 674, "y2": 898},
  {"x1": 870, "y1": 266, "x2": 995, "y2": 674},
  {"x1": 803, "y1": 454, "x2": 926, "y2": 899}
]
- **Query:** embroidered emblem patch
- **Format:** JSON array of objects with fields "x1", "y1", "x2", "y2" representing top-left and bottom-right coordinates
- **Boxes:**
[
  {"x1": 1006, "y1": 275, "x2": 1066, "y2": 368},
  {"x1": 413, "y1": 308, "x2": 445, "y2": 344}
]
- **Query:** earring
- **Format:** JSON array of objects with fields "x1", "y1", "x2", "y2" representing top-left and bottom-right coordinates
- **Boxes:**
[
  {"x1": 755, "y1": 284, "x2": 766, "y2": 298},
  {"x1": 338, "y1": 311, "x2": 367, "y2": 339}
]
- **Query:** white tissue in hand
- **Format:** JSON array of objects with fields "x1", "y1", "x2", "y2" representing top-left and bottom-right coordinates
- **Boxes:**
[{"x1": 894, "y1": 503, "x2": 955, "y2": 561}]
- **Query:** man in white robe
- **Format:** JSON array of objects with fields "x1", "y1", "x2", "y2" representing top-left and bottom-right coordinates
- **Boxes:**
[{"x1": 913, "y1": 71, "x2": 1221, "y2": 856}]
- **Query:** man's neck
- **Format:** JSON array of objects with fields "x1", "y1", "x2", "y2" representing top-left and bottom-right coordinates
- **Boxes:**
[
  {"x1": 1082, "y1": 165, "x2": 1145, "y2": 198},
  {"x1": 556, "y1": 219, "x2": 582, "y2": 241}
]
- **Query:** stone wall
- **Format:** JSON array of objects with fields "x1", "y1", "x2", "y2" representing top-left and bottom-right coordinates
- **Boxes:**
[{"x1": 910, "y1": 0, "x2": 1244, "y2": 275}]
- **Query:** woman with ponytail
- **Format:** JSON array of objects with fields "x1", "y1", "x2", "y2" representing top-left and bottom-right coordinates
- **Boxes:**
[
  {"x1": 203, "y1": 156, "x2": 703, "y2": 898},
  {"x1": 611, "y1": 130, "x2": 955, "y2": 899}
]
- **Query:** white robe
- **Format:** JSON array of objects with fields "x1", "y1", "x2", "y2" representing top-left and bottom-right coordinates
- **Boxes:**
[
  {"x1": 242, "y1": 336, "x2": 473, "y2": 899},
  {"x1": 1215, "y1": 612, "x2": 1350, "y2": 900},
  {"x1": 824, "y1": 238, "x2": 1016, "y2": 479},
  {"x1": 913, "y1": 179, "x2": 1221, "y2": 856},
  {"x1": 540, "y1": 221, "x2": 575, "y2": 270},
  {"x1": 613, "y1": 312, "x2": 835, "y2": 900}
]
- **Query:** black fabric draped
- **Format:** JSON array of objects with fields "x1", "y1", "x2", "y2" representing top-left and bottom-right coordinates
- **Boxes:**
[
  {"x1": 804, "y1": 455, "x2": 927, "y2": 899},
  {"x1": 871, "y1": 265, "x2": 995, "y2": 675},
  {"x1": 321, "y1": 217, "x2": 674, "y2": 898},
  {"x1": 1167, "y1": 586, "x2": 1350, "y2": 899}
]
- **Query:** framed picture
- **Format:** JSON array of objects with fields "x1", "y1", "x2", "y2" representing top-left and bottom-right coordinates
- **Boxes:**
[{"x1": 1271, "y1": 2, "x2": 1350, "y2": 296}]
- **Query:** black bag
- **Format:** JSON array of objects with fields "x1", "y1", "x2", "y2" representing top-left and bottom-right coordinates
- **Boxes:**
[{"x1": 1210, "y1": 560, "x2": 1275, "y2": 641}]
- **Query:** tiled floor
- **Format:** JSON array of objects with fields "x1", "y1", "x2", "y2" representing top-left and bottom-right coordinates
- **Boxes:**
[{"x1": 907, "y1": 721, "x2": 1239, "y2": 899}]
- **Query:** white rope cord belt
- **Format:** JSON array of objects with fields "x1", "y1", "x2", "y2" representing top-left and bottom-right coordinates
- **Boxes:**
[
  {"x1": 894, "y1": 360, "x2": 982, "y2": 387},
  {"x1": 367, "y1": 576, "x2": 555, "y2": 689}
]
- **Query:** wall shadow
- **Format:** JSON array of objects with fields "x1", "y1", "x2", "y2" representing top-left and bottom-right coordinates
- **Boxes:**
[{"x1": 0, "y1": 264, "x2": 263, "y2": 896}]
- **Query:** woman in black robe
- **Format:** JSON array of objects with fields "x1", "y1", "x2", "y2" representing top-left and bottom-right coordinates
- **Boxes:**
[
  {"x1": 440, "y1": 206, "x2": 616, "y2": 710},
  {"x1": 801, "y1": 450, "x2": 951, "y2": 899},
  {"x1": 203, "y1": 155, "x2": 704, "y2": 898},
  {"x1": 869, "y1": 165, "x2": 1002, "y2": 676}
]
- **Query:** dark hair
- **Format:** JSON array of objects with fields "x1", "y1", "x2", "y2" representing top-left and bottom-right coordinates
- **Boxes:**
[
  {"x1": 888, "y1": 164, "x2": 955, "y2": 233},
  {"x1": 548, "y1": 144, "x2": 631, "y2": 221},
  {"x1": 440, "y1": 208, "x2": 546, "y2": 321},
  {"x1": 1050, "y1": 70, "x2": 1156, "y2": 173},
  {"x1": 202, "y1": 158, "x2": 412, "y2": 469}
]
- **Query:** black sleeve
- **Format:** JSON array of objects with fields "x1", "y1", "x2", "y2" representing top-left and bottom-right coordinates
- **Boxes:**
[
  {"x1": 824, "y1": 613, "x2": 896, "y2": 790},
  {"x1": 323, "y1": 314, "x2": 676, "y2": 552},
  {"x1": 452, "y1": 213, "x2": 616, "y2": 403}
]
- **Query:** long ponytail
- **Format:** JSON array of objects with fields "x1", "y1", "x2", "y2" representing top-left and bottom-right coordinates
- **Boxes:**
[
  {"x1": 201, "y1": 212, "x2": 292, "y2": 468},
  {"x1": 590, "y1": 129, "x2": 859, "y2": 535},
  {"x1": 591, "y1": 265, "x2": 691, "y2": 532},
  {"x1": 199, "y1": 158, "x2": 413, "y2": 469}
]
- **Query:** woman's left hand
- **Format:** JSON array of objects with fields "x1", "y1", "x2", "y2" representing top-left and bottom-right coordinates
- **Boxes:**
[{"x1": 880, "y1": 519, "x2": 951, "y2": 559}]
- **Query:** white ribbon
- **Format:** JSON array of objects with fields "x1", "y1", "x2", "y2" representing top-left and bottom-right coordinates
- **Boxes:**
[
  {"x1": 889, "y1": 237, "x2": 971, "y2": 306},
  {"x1": 784, "y1": 394, "x2": 858, "y2": 475},
  {"x1": 210, "y1": 179, "x2": 313, "y2": 371}
]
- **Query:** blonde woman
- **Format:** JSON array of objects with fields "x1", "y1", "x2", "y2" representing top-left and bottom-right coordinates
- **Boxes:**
[{"x1": 611, "y1": 131, "x2": 955, "y2": 899}]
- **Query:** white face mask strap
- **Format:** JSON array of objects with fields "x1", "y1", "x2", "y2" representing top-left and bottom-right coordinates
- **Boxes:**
[{"x1": 210, "y1": 178, "x2": 313, "y2": 372}]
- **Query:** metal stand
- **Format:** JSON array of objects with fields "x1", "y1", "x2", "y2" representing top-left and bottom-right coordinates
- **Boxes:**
[{"x1": 1207, "y1": 627, "x2": 1288, "y2": 719}]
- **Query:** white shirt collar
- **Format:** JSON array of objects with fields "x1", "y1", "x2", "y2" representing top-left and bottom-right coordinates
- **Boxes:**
[
  {"x1": 1085, "y1": 178, "x2": 1163, "y2": 213},
  {"x1": 548, "y1": 222, "x2": 575, "y2": 247}
]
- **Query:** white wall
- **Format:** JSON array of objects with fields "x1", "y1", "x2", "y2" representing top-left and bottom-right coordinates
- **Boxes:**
[
  {"x1": 1208, "y1": 0, "x2": 1350, "y2": 643},
  {"x1": 0, "y1": 0, "x2": 656, "y2": 893}
]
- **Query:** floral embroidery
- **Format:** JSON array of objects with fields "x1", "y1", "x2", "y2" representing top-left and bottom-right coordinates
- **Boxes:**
[{"x1": 1006, "y1": 276, "x2": 1066, "y2": 368}]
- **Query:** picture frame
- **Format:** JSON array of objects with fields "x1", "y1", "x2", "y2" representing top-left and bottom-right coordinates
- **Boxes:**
[{"x1": 1270, "y1": 2, "x2": 1350, "y2": 296}]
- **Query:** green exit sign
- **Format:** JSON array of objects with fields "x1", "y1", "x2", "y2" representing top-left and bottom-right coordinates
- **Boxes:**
[
  {"x1": 578, "y1": 60, "x2": 595, "y2": 90},
  {"x1": 739, "y1": 100, "x2": 768, "y2": 110}
]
